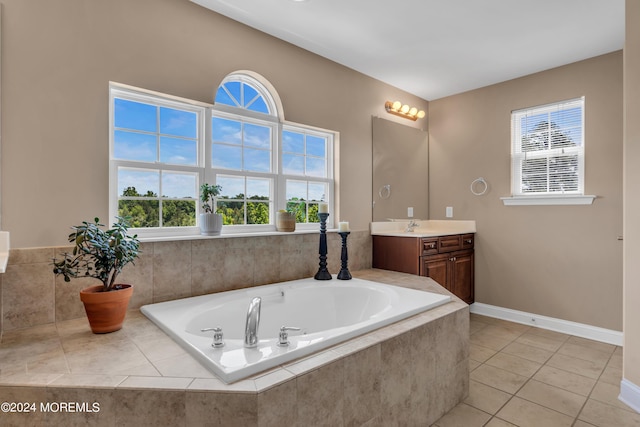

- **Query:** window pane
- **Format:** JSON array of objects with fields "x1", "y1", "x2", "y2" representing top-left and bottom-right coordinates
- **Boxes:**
[
  {"x1": 248, "y1": 97, "x2": 269, "y2": 114},
  {"x1": 215, "y1": 86, "x2": 237, "y2": 107},
  {"x1": 160, "y1": 107, "x2": 197, "y2": 138},
  {"x1": 218, "y1": 175, "x2": 245, "y2": 199},
  {"x1": 521, "y1": 158, "x2": 548, "y2": 193},
  {"x1": 114, "y1": 131, "x2": 157, "y2": 162},
  {"x1": 162, "y1": 200, "x2": 196, "y2": 227},
  {"x1": 244, "y1": 148, "x2": 271, "y2": 172},
  {"x1": 283, "y1": 153, "x2": 304, "y2": 175},
  {"x1": 160, "y1": 136, "x2": 197, "y2": 165},
  {"x1": 283, "y1": 131, "x2": 304, "y2": 153},
  {"x1": 218, "y1": 200, "x2": 245, "y2": 225},
  {"x1": 118, "y1": 169, "x2": 159, "y2": 197},
  {"x1": 118, "y1": 200, "x2": 159, "y2": 228},
  {"x1": 225, "y1": 82, "x2": 242, "y2": 106},
  {"x1": 244, "y1": 123, "x2": 271, "y2": 149},
  {"x1": 307, "y1": 135, "x2": 326, "y2": 157},
  {"x1": 212, "y1": 144, "x2": 242, "y2": 170},
  {"x1": 212, "y1": 117, "x2": 242, "y2": 144},
  {"x1": 243, "y1": 84, "x2": 259, "y2": 108},
  {"x1": 308, "y1": 182, "x2": 327, "y2": 202},
  {"x1": 114, "y1": 98, "x2": 156, "y2": 132},
  {"x1": 286, "y1": 180, "x2": 307, "y2": 200},
  {"x1": 306, "y1": 157, "x2": 326, "y2": 178},
  {"x1": 247, "y1": 201, "x2": 269, "y2": 224},
  {"x1": 549, "y1": 155, "x2": 579, "y2": 192},
  {"x1": 246, "y1": 177, "x2": 270, "y2": 200},
  {"x1": 161, "y1": 172, "x2": 197, "y2": 198}
]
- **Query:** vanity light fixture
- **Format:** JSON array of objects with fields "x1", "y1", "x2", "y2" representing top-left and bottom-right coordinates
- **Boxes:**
[{"x1": 384, "y1": 100, "x2": 426, "y2": 121}]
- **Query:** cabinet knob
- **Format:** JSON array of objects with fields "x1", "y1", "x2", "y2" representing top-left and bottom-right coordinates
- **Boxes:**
[{"x1": 465, "y1": 239, "x2": 472, "y2": 244}]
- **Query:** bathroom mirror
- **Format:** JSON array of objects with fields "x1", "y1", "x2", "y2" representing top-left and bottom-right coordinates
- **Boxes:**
[{"x1": 372, "y1": 117, "x2": 428, "y2": 221}]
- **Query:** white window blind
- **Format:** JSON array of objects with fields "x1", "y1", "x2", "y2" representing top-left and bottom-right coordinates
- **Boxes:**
[{"x1": 510, "y1": 97, "x2": 584, "y2": 197}]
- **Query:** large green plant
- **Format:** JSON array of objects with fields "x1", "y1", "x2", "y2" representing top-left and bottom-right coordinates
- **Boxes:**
[{"x1": 52, "y1": 217, "x2": 140, "y2": 292}]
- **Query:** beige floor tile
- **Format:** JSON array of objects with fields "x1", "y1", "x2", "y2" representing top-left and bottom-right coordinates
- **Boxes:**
[
  {"x1": 470, "y1": 364, "x2": 528, "y2": 394},
  {"x1": 515, "y1": 332, "x2": 565, "y2": 352},
  {"x1": 482, "y1": 324, "x2": 526, "y2": 340},
  {"x1": 573, "y1": 420, "x2": 598, "y2": 427},
  {"x1": 557, "y1": 342, "x2": 614, "y2": 365},
  {"x1": 496, "y1": 396, "x2": 574, "y2": 427},
  {"x1": 578, "y1": 398, "x2": 640, "y2": 426},
  {"x1": 546, "y1": 353, "x2": 607, "y2": 380},
  {"x1": 523, "y1": 327, "x2": 570, "y2": 342},
  {"x1": 464, "y1": 380, "x2": 512, "y2": 415},
  {"x1": 485, "y1": 352, "x2": 542, "y2": 378},
  {"x1": 500, "y1": 341, "x2": 554, "y2": 364},
  {"x1": 432, "y1": 403, "x2": 491, "y2": 427},
  {"x1": 469, "y1": 359, "x2": 481, "y2": 372},
  {"x1": 485, "y1": 418, "x2": 518, "y2": 427},
  {"x1": 590, "y1": 381, "x2": 634, "y2": 412},
  {"x1": 598, "y1": 363, "x2": 622, "y2": 386},
  {"x1": 470, "y1": 332, "x2": 513, "y2": 352},
  {"x1": 516, "y1": 379, "x2": 586, "y2": 417},
  {"x1": 470, "y1": 344, "x2": 497, "y2": 363},
  {"x1": 566, "y1": 336, "x2": 616, "y2": 354},
  {"x1": 532, "y1": 365, "x2": 596, "y2": 397}
]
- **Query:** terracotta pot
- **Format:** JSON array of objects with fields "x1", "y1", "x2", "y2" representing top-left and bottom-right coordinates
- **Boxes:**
[
  {"x1": 79, "y1": 284, "x2": 133, "y2": 334},
  {"x1": 276, "y1": 211, "x2": 296, "y2": 232}
]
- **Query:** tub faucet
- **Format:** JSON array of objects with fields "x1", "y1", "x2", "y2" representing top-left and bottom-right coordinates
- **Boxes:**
[{"x1": 244, "y1": 297, "x2": 261, "y2": 348}]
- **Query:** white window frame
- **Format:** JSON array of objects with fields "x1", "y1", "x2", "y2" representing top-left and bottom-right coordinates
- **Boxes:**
[
  {"x1": 109, "y1": 79, "x2": 336, "y2": 238},
  {"x1": 502, "y1": 97, "x2": 595, "y2": 206}
]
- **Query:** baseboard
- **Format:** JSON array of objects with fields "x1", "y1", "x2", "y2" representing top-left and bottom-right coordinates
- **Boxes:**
[
  {"x1": 620, "y1": 379, "x2": 640, "y2": 414},
  {"x1": 469, "y1": 302, "x2": 623, "y2": 346}
]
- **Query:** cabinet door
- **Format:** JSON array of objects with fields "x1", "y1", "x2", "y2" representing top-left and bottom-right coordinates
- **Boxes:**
[
  {"x1": 451, "y1": 252, "x2": 474, "y2": 304},
  {"x1": 421, "y1": 256, "x2": 449, "y2": 289}
]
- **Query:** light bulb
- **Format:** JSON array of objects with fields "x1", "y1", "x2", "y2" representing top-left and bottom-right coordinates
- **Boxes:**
[
  {"x1": 392, "y1": 101, "x2": 402, "y2": 111},
  {"x1": 417, "y1": 110, "x2": 426, "y2": 119},
  {"x1": 401, "y1": 104, "x2": 410, "y2": 114},
  {"x1": 409, "y1": 107, "x2": 418, "y2": 116}
]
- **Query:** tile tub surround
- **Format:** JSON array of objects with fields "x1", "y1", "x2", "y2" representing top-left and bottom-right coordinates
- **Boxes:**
[
  {"x1": 0, "y1": 230, "x2": 372, "y2": 332},
  {"x1": 0, "y1": 270, "x2": 469, "y2": 427}
]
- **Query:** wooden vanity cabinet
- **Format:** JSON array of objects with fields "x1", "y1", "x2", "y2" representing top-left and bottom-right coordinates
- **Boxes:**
[
  {"x1": 373, "y1": 233, "x2": 474, "y2": 304},
  {"x1": 420, "y1": 233, "x2": 474, "y2": 304}
]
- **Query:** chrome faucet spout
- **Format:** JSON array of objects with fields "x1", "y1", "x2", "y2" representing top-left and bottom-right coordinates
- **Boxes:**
[
  {"x1": 244, "y1": 297, "x2": 261, "y2": 348},
  {"x1": 406, "y1": 220, "x2": 420, "y2": 232}
]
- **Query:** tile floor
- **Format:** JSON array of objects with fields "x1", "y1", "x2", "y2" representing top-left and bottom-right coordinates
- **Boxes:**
[{"x1": 432, "y1": 314, "x2": 640, "y2": 427}]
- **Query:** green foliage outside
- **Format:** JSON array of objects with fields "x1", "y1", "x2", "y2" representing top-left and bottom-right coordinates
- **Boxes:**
[{"x1": 119, "y1": 187, "x2": 322, "y2": 228}]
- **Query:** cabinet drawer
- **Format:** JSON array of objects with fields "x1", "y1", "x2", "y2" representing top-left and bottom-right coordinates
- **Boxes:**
[
  {"x1": 438, "y1": 235, "x2": 461, "y2": 252},
  {"x1": 461, "y1": 234, "x2": 474, "y2": 250},
  {"x1": 422, "y1": 238, "x2": 438, "y2": 255}
]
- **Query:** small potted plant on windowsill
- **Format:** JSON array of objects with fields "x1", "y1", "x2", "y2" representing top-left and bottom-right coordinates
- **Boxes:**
[
  {"x1": 200, "y1": 183, "x2": 223, "y2": 236},
  {"x1": 276, "y1": 200, "x2": 303, "y2": 232},
  {"x1": 52, "y1": 217, "x2": 140, "y2": 334}
]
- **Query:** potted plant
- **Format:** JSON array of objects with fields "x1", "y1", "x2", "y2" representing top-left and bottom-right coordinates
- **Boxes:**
[
  {"x1": 200, "y1": 183, "x2": 223, "y2": 236},
  {"x1": 52, "y1": 217, "x2": 140, "y2": 334},
  {"x1": 276, "y1": 200, "x2": 303, "y2": 232}
]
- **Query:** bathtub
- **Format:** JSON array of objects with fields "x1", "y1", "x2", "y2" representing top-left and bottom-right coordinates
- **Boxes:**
[{"x1": 141, "y1": 276, "x2": 451, "y2": 383}]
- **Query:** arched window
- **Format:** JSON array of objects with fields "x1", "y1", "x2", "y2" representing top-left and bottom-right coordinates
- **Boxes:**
[{"x1": 109, "y1": 73, "x2": 335, "y2": 237}]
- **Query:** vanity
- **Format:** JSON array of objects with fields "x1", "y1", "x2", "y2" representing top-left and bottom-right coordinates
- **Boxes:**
[{"x1": 371, "y1": 221, "x2": 476, "y2": 304}]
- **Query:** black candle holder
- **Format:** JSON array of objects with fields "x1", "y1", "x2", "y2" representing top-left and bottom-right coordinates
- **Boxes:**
[
  {"x1": 314, "y1": 212, "x2": 332, "y2": 280},
  {"x1": 337, "y1": 231, "x2": 352, "y2": 280}
]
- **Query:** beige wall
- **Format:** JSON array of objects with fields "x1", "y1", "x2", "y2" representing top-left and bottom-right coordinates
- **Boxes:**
[
  {"x1": 0, "y1": 0, "x2": 428, "y2": 248},
  {"x1": 623, "y1": 0, "x2": 640, "y2": 389},
  {"x1": 429, "y1": 52, "x2": 624, "y2": 331}
]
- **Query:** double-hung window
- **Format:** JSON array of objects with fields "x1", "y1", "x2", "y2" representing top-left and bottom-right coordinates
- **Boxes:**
[
  {"x1": 109, "y1": 74, "x2": 335, "y2": 236},
  {"x1": 504, "y1": 97, "x2": 594, "y2": 205}
]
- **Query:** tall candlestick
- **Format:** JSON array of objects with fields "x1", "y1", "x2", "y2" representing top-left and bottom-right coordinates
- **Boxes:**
[
  {"x1": 337, "y1": 231, "x2": 352, "y2": 280},
  {"x1": 314, "y1": 212, "x2": 332, "y2": 280}
]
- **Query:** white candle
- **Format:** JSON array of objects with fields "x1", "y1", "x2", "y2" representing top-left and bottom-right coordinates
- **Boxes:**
[
  {"x1": 318, "y1": 202, "x2": 328, "y2": 213},
  {"x1": 338, "y1": 221, "x2": 350, "y2": 232}
]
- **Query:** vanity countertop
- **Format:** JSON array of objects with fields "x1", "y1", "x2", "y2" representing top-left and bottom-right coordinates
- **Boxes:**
[{"x1": 370, "y1": 220, "x2": 476, "y2": 238}]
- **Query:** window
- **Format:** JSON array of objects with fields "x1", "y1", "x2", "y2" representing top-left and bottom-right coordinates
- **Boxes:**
[
  {"x1": 110, "y1": 74, "x2": 335, "y2": 236},
  {"x1": 504, "y1": 97, "x2": 594, "y2": 206}
]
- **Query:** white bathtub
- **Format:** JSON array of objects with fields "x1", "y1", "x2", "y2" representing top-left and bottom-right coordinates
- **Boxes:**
[{"x1": 140, "y1": 277, "x2": 451, "y2": 383}]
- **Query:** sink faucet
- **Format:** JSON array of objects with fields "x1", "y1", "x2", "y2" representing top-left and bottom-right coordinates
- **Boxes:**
[
  {"x1": 244, "y1": 297, "x2": 261, "y2": 348},
  {"x1": 406, "y1": 220, "x2": 420, "y2": 232}
]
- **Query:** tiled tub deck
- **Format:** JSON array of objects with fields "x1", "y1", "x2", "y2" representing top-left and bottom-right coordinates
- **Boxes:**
[{"x1": 0, "y1": 270, "x2": 469, "y2": 427}]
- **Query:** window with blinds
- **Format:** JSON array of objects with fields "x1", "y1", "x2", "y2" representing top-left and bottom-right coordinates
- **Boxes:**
[{"x1": 511, "y1": 97, "x2": 584, "y2": 197}]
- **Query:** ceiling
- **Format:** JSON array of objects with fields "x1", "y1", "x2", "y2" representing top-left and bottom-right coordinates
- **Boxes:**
[{"x1": 190, "y1": 0, "x2": 625, "y2": 101}]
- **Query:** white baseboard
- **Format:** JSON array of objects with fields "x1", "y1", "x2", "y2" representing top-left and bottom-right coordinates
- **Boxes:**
[
  {"x1": 470, "y1": 302, "x2": 623, "y2": 346},
  {"x1": 620, "y1": 379, "x2": 640, "y2": 413}
]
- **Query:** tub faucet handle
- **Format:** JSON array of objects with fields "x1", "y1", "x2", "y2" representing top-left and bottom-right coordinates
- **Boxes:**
[
  {"x1": 277, "y1": 326, "x2": 301, "y2": 347},
  {"x1": 201, "y1": 327, "x2": 225, "y2": 348}
]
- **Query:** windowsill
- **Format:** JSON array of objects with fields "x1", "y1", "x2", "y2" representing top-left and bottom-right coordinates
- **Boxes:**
[
  {"x1": 501, "y1": 195, "x2": 597, "y2": 206},
  {"x1": 138, "y1": 228, "x2": 339, "y2": 243}
]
